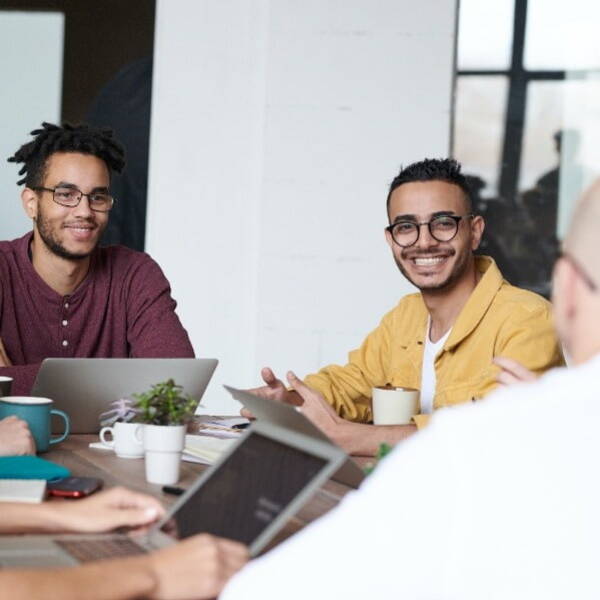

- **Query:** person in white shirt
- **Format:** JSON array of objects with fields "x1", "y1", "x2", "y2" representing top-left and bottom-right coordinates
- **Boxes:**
[{"x1": 220, "y1": 182, "x2": 600, "y2": 599}]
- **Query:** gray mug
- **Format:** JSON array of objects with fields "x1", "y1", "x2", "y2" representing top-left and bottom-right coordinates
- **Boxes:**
[{"x1": 0, "y1": 396, "x2": 70, "y2": 453}]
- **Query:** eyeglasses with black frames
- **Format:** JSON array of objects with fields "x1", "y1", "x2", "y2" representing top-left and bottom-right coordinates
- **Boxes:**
[
  {"x1": 33, "y1": 186, "x2": 115, "y2": 213},
  {"x1": 385, "y1": 214, "x2": 473, "y2": 248}
]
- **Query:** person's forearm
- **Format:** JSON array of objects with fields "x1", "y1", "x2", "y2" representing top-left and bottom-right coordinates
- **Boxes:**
[
  {"x1": 129, "y1": 315, "x2": 195, "y2": 358},
  {"x1": 0, "y1": 502, "x2": 85, "y2": 534},
  {"x1": 334, "y1": 421, "x2": 417, "y2": 456},
  {"x1": 126, "y1": 259, "x2": 195, "y2": 359},
  {"x1": 0, "y1": 555, "x2": 157, "y2": 600}
]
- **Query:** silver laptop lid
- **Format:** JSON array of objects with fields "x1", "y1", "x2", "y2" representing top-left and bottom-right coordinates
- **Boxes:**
[
  {"x1": 155, "y1": 419, "x2": 346, "y2": 556},
  {"x1": 223, "y1": 385, "x2": 365, "y2": 489},
  {"x1": 32, "y1": 358, "x2": 218, "y2": 433}
]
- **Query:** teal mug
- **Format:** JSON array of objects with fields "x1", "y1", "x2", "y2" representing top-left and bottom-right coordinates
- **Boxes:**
[{"x1": 0, "y1": 397, "x2": 70, "y2": 453}]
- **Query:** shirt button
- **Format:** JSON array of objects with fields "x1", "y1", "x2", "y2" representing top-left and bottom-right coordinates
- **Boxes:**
[
  {"x1": 62, "y1": 340, "x2": 68, "y2": 347},
  {"x1": 62, "y1": 320, "x2": 68, "y2": 326},
  {"x1": 64, "y1": 303, "x2": 69, "y2": 308}
]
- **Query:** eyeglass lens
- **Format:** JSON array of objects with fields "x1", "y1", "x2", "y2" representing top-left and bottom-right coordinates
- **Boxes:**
[
  {"x1": 53, "y1": 187, "x2": 113, "y2": 211},
  {"x1": 391, "y1": 216, "x2": 460, "y2": 247}
]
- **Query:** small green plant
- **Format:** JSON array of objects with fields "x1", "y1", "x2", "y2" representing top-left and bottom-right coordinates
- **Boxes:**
[
  {"x1": 363, "y1": 442, "x2": 394, "y2": 475},
  {"x1": 133, "y1": 379, "x2": 197, "y2": 426}
]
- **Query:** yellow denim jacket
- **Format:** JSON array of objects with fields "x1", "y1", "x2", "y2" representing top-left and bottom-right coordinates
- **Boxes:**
[{"x1": 304, "y1": 256, "x2": 564, "y2": 429}]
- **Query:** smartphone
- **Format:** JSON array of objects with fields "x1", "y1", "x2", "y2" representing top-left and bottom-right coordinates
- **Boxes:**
[{"x1": 47, "y1": 477, "x2": 104, "y2": 498}]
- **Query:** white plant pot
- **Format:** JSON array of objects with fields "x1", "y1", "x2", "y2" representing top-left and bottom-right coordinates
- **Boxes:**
[{"x1": 139, "y1": 424, "x2": 186, "y2": 485}]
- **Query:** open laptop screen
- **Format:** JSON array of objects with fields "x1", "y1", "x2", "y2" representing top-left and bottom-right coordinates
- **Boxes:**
[{"x1": 160, "y1": 431, "x2": 327, "y2": 545}]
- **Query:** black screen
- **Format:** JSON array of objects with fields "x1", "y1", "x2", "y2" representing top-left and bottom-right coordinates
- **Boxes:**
[{"x1": 160, "y1": 432, "x2": 327, "y2": 545}]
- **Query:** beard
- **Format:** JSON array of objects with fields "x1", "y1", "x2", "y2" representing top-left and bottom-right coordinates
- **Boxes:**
[
  {"x1": 394, "y1": 246, "x2": 472, "y2": 292},
  {"x1": 34, "y1": 207, "x2": 100, "y2": 261}
]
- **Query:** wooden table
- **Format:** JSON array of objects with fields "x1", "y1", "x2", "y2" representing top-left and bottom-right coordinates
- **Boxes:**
[{"x1": 45, "y1": 435, "x2": 358, "y2": 546}]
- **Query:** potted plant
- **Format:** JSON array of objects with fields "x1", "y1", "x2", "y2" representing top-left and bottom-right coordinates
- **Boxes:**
[
  {"x1": 133, "y1": 379, "x2": 198, "y2": 484},
  {"x1": 363, "y1": 443, "x2": 393, "y2": 475}
]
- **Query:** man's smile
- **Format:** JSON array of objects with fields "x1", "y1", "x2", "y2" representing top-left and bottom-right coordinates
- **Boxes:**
[
  {"x1": 62, "y1": 221, "x2": 98, "y2": 242},
  {"x1": 412, "y1": 256, "x2": 447, "y2": 266},
  {"x1": 401, "y1": 250, "x2": 455, "y2": 273}
]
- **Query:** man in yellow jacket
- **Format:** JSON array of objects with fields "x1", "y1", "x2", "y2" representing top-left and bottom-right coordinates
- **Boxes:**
[{"x1": 251, "y1": 158, "x2": 563, "y2": 455}]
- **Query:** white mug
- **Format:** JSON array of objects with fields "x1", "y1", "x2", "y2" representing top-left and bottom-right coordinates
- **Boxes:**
[
  {"x1": 372, "y1": 387, "x2": 419, "y2": 425},
  {"x1": 99, "y1": 421, "x2": 144, "y2": 458}
]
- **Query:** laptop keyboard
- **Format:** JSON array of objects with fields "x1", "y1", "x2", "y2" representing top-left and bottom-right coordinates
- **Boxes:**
[{"x1": 55, "y1": 537, "x2": 146, "y2": 563}]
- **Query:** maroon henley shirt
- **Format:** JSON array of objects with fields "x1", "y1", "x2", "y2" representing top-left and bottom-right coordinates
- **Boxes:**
[{"x1": 0, "y1": 232, "x2": 195, "y2": 394}]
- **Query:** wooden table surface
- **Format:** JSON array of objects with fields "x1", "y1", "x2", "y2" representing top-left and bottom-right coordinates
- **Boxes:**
[{"x1": 45, "y1": 434, "x2": 360, "y2": 546}]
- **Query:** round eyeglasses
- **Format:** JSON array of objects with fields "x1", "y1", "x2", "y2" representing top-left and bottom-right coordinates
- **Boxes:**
[
  {"x1": 34, "y1": 186, "x2": 115, "y2": 213},
  {"x1": 386, "y1": 214, "x2": 473, "y2": 248}
]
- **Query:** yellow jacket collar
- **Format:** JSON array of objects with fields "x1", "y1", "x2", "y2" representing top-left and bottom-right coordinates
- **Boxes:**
[
  {"x1": 445, "y1": 256, "x2": 503, "y2": 350},
  {"x1": 398, "y1": 256, "x2": 503, "y2": 350}
]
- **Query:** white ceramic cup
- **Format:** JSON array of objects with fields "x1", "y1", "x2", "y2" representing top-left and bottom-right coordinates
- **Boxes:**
[
  {"x1": 138, "y1": 424, "x2": 186, "y2": 485},
  {"x1": 372, "y1": 387, "x2": 420, "y2": 425},
  {"x1": 99, "y1": 421, "x2": 145, "y2": 459}
]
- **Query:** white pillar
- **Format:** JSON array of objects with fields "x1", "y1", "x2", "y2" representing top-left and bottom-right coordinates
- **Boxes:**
[{"x1": 147, "y1": 0, "x2": 456, "y2": 413}]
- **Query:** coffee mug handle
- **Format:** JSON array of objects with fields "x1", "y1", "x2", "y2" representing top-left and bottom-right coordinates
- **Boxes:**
[
  {"x1": 49, "y1": 409, "x2": 70, "y2": 445},
  {"x1": 99, "y1": 426, "x2": 116, "y2": 448},
  {"x1": 134, "y1": 424, "x2": 144, "y2": 444}
]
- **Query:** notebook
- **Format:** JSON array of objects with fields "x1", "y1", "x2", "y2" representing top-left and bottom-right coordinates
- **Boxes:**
[
  {"x1": 182, "y1": 434, "x2": 237, "y2": 465},
  {"x1": 0, "y1": 456, "x2": 70, "y2": 480},
  {"x1": 0, "y1": 418, "x2": 346, "y2": 567},
  {"x1": 0, "y1": 479, "x2": 47, "y2": 503}
]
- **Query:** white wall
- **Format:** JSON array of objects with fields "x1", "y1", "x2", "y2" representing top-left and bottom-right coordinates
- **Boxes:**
[
  {"x1": 0, "y1": 11, "x2": 64, "y2": 240},
  {"x1": 147, "y1": 0, "x2": 456, "y2": 413}
]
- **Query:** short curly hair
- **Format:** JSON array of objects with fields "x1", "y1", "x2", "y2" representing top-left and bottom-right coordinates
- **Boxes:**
[
  {"x1": 386, "y1": 158, "x2": 472, "y2": 214},
  {"x1": 7, "y1": 122, "x2": 126, "y2": 187}
]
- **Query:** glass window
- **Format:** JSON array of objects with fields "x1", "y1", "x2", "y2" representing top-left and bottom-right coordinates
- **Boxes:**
[
  {"x1": 556, "y1": 73, "x2": 600, "y2": 237},
  {"x1": 453, "y1": 76, "x2": 509, "y2": 197},
  {"x1": 457, "y1": 0, "x2": 514, "y2": 70},
  {"x1": 519, "y1": 81, "x2": 565, "y2": 193},
  {"x1": 520, "y1": 77, "x2": 600, "y2": 236},
  {"x1": 0, "y1": 11, "x2": 64, "y2": 241},
  {"x1": 451, "y1": 0, "x2": 600, "y2": 295},
  {"x1": 525, "y1": 0, "x2": 600, "y2": 70}
]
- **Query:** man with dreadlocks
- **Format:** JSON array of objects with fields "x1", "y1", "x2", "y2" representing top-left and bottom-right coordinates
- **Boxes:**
[{"x1": 0, "y1": 123, "x2": 194, "y2": 452}]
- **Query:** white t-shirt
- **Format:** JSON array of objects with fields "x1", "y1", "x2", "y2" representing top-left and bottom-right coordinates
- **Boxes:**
[
  {"x1": 221, "y1": 354, "x2": 600, "y2": 600},
  {"x1": 419, "y1": 320, "x2": 451, "y2": 414}
]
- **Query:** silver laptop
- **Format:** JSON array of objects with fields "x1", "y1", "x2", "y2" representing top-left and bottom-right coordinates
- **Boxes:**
[
  {"x1": 0, "y1": 419, "x2": 346, "y2": 567},
  {"x1": 32, "y1": 358, "x2": 218, "y2": 434},
  {"x1": 224, "y1": 385, "x2": 365, "y2": 489}
]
